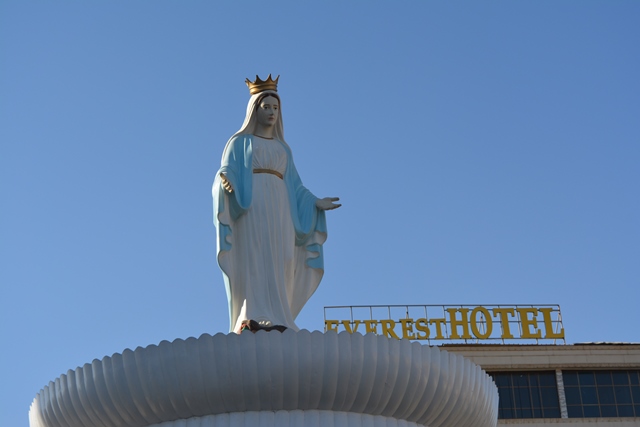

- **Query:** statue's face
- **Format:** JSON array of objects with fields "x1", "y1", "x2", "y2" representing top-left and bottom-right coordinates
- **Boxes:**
[{"x1": 256, "y1": 96, "x2": 279, "y2": 128}]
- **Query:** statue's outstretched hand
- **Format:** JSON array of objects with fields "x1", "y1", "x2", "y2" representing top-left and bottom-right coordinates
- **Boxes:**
[
  {"x1": 316, "y1": 197, "x2": 341, "y2": 211},
  {"x1": 220, "y1": 173, "x2": 234, "y2": 193}
]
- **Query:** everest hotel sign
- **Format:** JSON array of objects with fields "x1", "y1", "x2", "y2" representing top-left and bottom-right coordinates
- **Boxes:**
[{"x1": 324, "y1": 305, "x2": 565, "y2": 343}]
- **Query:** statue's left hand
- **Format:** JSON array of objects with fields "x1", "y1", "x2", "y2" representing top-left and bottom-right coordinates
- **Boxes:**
[{"x1": 316, "y1": 197, "x2": 341, "y2": 211}]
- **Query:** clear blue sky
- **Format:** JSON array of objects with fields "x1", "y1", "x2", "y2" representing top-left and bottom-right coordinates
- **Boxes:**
[{"x1": 1, "y1": 2, "x2": 639, "y2": 426}]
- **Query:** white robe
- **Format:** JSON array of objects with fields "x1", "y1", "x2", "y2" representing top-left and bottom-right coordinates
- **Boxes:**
[
  {"x1": 213, "y1": 134, "x2": 327, "y2": 333},
  {"x1": 231, "y1": 137, "x2": 297, "y2": 331}
]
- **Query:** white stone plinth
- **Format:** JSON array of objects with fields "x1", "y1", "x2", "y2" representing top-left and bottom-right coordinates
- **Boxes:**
[{"x1": 29, "y1": 330, "x2": 498, "y2": 427}]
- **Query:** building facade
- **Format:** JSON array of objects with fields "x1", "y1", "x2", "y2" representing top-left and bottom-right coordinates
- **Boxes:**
[{"x1": 445, "y1": 343, "x2": 640, "y2": 426}]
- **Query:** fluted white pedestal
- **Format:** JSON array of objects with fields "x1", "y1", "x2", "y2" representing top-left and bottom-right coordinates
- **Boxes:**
[{"x1": 29, "y1": 330, "x2": 498, "y2": 427}]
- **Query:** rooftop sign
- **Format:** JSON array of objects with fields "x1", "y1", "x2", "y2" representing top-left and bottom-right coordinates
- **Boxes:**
[{"x1": 324, "y1": 304, "x2": 565, "y2": 344}]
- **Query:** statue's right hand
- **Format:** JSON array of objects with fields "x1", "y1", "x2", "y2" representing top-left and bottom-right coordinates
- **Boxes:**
[{"x1": 220, "y1": 173, "x2": 234, "y2": 193}]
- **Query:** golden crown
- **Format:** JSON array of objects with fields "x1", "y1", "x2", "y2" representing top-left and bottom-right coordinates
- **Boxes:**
[{"x1": 245, "y1": 74, "x2": 279, "y2": 95}]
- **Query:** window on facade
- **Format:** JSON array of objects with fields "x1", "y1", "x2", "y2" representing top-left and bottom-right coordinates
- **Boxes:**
[
  {"x1": 489, "y1": 371, "x2": 561, "y2": 419},
  {"x1": 563, "y1": 370, "x2": 640, "y2": 418}
]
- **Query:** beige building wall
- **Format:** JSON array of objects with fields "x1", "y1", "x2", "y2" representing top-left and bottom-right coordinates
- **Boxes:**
[{"x1": 443, "y1": 344, "x2": 640, "y2": 427}]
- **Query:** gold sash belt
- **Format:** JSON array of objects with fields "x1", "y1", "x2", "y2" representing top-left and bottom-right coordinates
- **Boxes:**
[{"x1": 253, "y1": 168, "x2": 283, "y2": 180}]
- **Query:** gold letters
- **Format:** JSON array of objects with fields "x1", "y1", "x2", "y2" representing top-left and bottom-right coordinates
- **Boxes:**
[
  {"x1": 364, "y1": 320, "x2": 378, "y2": 334},
  {"x1": 492, "y1": 308, "x2": 516, "y2": 339},
  {"x1": 539, "y1": 307, "x2": 565, "y2": 339},
  {"x1": 447, "y1": 308, "x2": 472, "y2": 339},
  {"x1": 324, "y1": 305, "x2": 563, "y2": 342},
  {"x1": 470, "y1": 306, "x2": 493, "y2": 339},
  {"x1": 381, "y1": 320, "x2": 400, "y2": 339},
  {"x1": 325, "y1": 320, "x2": 339, "y2": 332},
  {"x1": 429, "y1": 318, "x2": 447, "y2": 339},
  {"x1": 399, "y1": 319, "x2": 416, "y2": 339},
  {"x1": 517, "y1": 308, "x2": 542, "y2": 339},
  {"x1": 415, "y1": 318, "x2": 430, "y2": 339},
  {"x1": 341, "y1": 320, "x2": 362, "y2": 334}
]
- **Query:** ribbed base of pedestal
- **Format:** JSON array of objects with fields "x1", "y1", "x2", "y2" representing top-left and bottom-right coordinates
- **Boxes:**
[
  {"x1": 149, "y1": 411, "x2": 420, "y2": 427},
  {"x1": 30, "y1": 330, "x2": 498, "y2": 427}
]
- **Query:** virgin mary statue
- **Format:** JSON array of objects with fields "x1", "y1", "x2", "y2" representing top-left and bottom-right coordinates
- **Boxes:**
[{"x1": 213, "y1": 75, "x2": 340, "y2": 333}]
